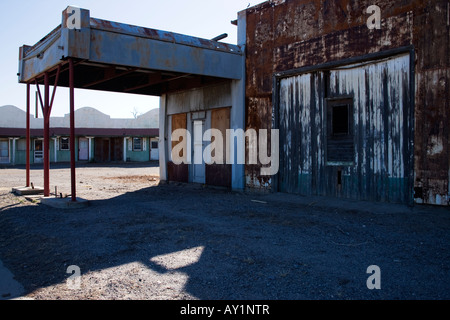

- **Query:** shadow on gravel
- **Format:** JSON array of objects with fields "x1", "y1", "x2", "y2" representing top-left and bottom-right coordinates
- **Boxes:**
[{"x1": 0, "y1": 183, "x2": 449, "y2": 300}]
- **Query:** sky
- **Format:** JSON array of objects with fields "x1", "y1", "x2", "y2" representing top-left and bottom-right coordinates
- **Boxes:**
[{"x1": 0, "y1": 0, "x2": 264, "y2": 119}]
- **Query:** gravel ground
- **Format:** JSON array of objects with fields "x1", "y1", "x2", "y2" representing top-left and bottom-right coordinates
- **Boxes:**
[{"x1": 0, "y1": 162, "x2": 449, "y2": 300}]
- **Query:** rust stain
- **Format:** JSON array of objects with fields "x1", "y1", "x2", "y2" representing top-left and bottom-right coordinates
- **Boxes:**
[{"x1": 244, "y1": 0, "x2": 449, "y2": 205}]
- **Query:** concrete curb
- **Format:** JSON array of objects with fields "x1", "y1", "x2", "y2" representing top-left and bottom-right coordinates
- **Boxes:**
[
  {"x1": 12, "y1": 186, "x2": 44, "y2": 196},
  {"x1": 40, "y1": 196, "x2": 90, "y2": 209}
]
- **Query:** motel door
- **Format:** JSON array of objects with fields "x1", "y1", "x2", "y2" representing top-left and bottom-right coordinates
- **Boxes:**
[
  {"x1": 34, "y1": 139, "x2": 43, "y2": 163},
  {"x1": 79, "y1": 138, "x2": 89, "y2": 161},
  {"x1": 0, "y1": 139, "x2": 9, "y2": 163}
]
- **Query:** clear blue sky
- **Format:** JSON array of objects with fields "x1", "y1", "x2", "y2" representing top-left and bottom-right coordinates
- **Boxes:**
[{"x1": 0, "y1": 0, "x2": 264, "y2": 118}]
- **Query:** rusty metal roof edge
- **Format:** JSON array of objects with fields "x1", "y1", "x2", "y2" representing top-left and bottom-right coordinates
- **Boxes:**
[
  {"x1": 89, "y1": 17, "x2": 242, "y2": 55},
  {"x1": 22, "y1": 25, "x2": 62, "y2": 60}
]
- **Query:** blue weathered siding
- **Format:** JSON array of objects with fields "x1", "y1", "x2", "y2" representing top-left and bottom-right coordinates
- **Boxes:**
[{"x1": 278, "y1": 53, "x2": 413, "y2": 203}]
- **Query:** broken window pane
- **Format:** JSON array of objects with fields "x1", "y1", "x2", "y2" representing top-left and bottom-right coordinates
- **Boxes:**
[
  {"x1": 326, "y1": 97, "x2": 354, "y2": 164},
  {"x1": 332, "y1": 104, "x2": 349, "y2": 135}
]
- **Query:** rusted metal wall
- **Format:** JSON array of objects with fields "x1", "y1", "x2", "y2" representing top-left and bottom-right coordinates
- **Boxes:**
[
  {"x1": 278, "y1": 54, "x2": 413, "y2": 203},
  {"x1": 244, "y1": 0, "x2": 449, "y2": 205}
]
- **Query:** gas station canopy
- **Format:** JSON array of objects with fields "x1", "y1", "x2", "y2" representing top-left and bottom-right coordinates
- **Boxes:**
[
  {"x1": 16, "y1": 6, "x2": 244, "y2": 201},
  {"x1": 18, "y1": 6, "x2": 243, "y2": 94}
]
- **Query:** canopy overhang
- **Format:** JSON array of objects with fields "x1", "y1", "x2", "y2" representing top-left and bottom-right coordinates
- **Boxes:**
[{"x1": 18, "y1": 6, "x2": 243, "y2": 94}]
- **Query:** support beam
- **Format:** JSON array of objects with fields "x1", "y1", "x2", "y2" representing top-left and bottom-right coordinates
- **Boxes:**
[
  {"x1": 123, "y1": 137, "x2": 128, "y2": 162},
  {"x1": 123, "y1": 73, "x2": 162, "y2": 93},
  {"x1": 230, "y1": 9, "x2": 247, "y2": 191},
  {"x1": 35, "y1": 80, "x2": 44, "y2": 116},
  {"x1": 87, "y1": 137, "x2": 93, "y2": 162},
  {"x1": 39, "y1": 66, "x2": 61, "y2": 197},
  {"x1": 12, "y1": 138, "x2": 17, "y2": 165},
  {"x1": 49, "y1": 65, "x2": 61, "y2": 115},
  {"x1": 43, "y1": 73, "x2": 50, "y2": 197},
  {"x1": 26, "y1": 83, "x2": 30, "y2": 187},
  {"x1": 53, "y1": 137, "x2": 58, "y2": 163},
  {"x1": 123, "y1": 73, "x2": 191, "y2": 93},
  {"x1": 82, "y1": 67, "x2": 137, "y2": 89},
  {"x1": 159, "y1": 94, "x2": 168, "y2": 182},
  {"x1": 69, "y1": 58, "x2": 76, "y2": 202}
]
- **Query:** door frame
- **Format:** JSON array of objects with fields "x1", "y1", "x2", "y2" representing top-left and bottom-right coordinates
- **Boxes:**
[
  {"x1": 192, "y1": 118, "x2": 206, "y2": 184},
  {"x1": 78, "y1": 137, "x2": 89, "y2": 161},
  {"x1": 34, "y1": 139, "x2": 44, "y2": 163}
]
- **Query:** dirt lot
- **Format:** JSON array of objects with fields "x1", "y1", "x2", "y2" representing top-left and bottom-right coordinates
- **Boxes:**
[{"x1": 0, "y1": 162, "x2": 449, "y2": 300}]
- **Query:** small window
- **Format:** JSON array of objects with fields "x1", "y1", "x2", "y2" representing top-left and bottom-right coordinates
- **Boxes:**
[
  {"x1": 332, "y1": 104, "x2": 349, "y2": 135},
  {"x1": 151, "y1": 141, "x2": 158, "y2": 149},
  {"x1": 133, "y1": 137, "x2": 142, "y2": 151},
  {"x1": 327, "y1": 97, "x2": 354, "y2": 164},
  {"x1": 0, "y1": 139, "x2": 9, "y2": 162},
  {"x1": 17, "y1": 139, "x2": 27, "y2": 151},
  {"x1": 60, "y1": 137, "x2": 70, "y2": 151}
]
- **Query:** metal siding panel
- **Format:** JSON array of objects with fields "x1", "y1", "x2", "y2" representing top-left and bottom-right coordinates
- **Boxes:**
[
  {"x1": 19, "y1": 32, "x2": 63, "y2": 83},
  {"x1": 329, "y1": 54, "x2": 410, "y2": 202},
  {"x1": 314, "y1": 72, "x2": 324, "y2": 195},
  {"x1": 166, "y1": 82, "x2": 232, "y2": 115},
  {"x1": 278, "y1": 54, "x2": 411, "y2": 203},
  {"x1": 89, "y1": 29, "x2": 242, "y2": 80},
  {"x1": 279, "y1": 73, "x2": 312, "y2": 194}
]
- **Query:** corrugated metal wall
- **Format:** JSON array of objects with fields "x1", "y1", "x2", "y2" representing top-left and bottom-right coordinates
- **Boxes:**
[{"x1": 278, "y1": 53, "x2": 413, "y2": 203}]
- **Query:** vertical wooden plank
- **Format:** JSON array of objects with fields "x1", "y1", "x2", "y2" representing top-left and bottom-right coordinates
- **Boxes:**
[
  {"x1": 279, "y1": 74, "x2": 314, "y2": 194},
  {"x1": 168, "y1": 113, "x2": 188, "y2": 182},
  {"x1": 310, "y1": 72, "x2": 318, "y2": 195},
  {"x1": 206, "y1": 107, "x2": 231, "y2": 187},
  {"x1": 279, "y1": 77, "x2": 289, "y2": 193},
  {"x1": 171, "y1": 113, "x2": 187, "y2": 153},
  {"x1": 292, "y1": 77, "x2": 300, "y2": 194},
  {"x1": 211, "y1": 107, "x2": 230, "y2": 160}
]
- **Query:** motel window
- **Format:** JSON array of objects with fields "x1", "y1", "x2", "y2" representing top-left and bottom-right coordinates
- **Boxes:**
[
  {"x1": 17, "y1": 139, "x2": 27, "y2": 151},
  {"x1": 326, "y1": 97, "x2": 354, "y2": 164},
  {"x1": 60, "y1": 137, "x2": 70, "y2": 151},
  {"x1": 0, "y1": 139, "x2": 9, "y2": 161},
  {"x1": 133, "y1": 137, "x2": 142, "y2": 151},
  {"x1": 151, "y1": 140, "x2": 158, "y2": 149}
]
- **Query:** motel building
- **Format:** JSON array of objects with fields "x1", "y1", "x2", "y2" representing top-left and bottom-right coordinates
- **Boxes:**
[{"x1": 0, "y1": 105, "x2": 159, "y2": 165}]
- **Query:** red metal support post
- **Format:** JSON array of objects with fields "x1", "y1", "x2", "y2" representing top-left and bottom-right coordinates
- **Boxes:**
[
  {"x1": 43, "y1": 73, "x2": 50, "y2": 197},
  {"x1": 69, "y1": 58, "x2": 76, "y2": 202},
  {"x1": 26, "y1": 83, "x2": 30, "y2": 187}
]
